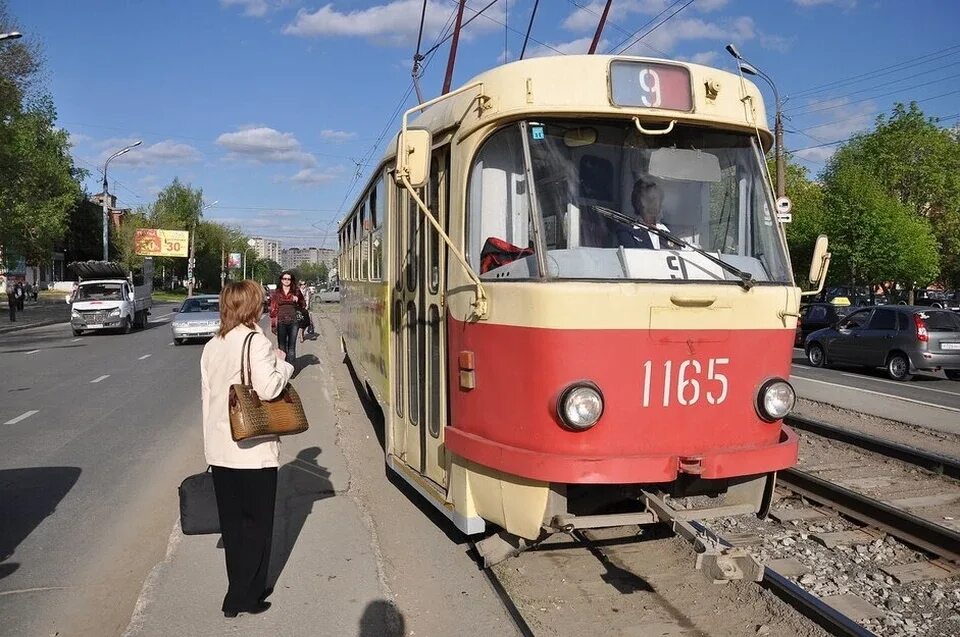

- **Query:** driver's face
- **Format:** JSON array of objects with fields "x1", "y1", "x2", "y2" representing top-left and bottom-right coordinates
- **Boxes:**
[{"x1": 632, "y1": 182, "x2": 663, "y2": 223}]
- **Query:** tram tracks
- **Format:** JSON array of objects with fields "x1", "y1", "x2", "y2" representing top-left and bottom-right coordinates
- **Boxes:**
[{"x1": 711, "y1": 414, "x2": 960, "y2": 636}]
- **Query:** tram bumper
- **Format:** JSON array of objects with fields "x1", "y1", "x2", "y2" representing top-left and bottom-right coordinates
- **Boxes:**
[{"x1": 444, "y1": 424, "x2": 798, "y2": 484}]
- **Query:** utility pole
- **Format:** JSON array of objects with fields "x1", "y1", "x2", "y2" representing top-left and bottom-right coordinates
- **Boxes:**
[
  {"x1": 220, "y1": 245, "x2": 226, "y2": 291},
  {"x1": 186, "y1": 220, "x2": 197, "y2": 297}
]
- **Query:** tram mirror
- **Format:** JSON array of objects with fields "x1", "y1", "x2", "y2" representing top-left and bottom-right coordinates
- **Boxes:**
[
  {"x1": 809, "y1": 234, "x2": 829, "y2": 286},
  {"x1": 648, "y1": 148, "x2": 721, "y2": 183},
  {"x1": 398, "y1": 129, "x2": 432, "y2": 188},
  {"x1": 563, "y1": 128, "x2": 597, "y2": 147}
]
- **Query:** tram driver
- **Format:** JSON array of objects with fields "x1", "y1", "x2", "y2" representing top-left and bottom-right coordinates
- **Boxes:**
[{"x1": 614, "y1": 175, "x2": 673, "y2": 249}]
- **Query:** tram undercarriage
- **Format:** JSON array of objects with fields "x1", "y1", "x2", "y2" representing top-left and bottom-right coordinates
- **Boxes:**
[{"x1": 472, "y1": 471, "x2": 776, "y2": 582}]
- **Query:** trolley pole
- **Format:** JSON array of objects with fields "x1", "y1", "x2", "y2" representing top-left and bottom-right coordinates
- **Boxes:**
[
  {"x1": 441, "y1": 0, "x2": 466, "y2": 95},
  {"x1": 588, "y1": 0, "x2": 613, "y2": 54}
]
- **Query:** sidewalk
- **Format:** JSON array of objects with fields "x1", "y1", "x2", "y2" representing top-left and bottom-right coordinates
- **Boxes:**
[
  {"x1": 0, "y1": 297, "x2": 70, "y2": 334},
  {"x1": 123, "y1": 330, "x2": 395, "y2": 637}
]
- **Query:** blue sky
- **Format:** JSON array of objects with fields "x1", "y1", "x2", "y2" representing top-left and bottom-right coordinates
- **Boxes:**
[{"x1": 11, "y1": 0, "x2": 960, "y2": 249}]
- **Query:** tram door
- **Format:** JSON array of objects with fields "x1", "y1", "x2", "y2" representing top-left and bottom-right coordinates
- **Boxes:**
[{"x1": 392, "y1": 148, "x2": 449, "y2": 487}]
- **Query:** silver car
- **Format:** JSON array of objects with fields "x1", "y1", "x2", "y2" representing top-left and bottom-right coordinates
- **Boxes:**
[
  {"x1": 172, "y1": 295, "x2": 220, "y2": 345},
  {"x1": 805, "y1": 306, "x2": 960, "y2": 381}
]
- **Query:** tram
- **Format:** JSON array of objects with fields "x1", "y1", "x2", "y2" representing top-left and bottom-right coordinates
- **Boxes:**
[{"x1": 336, "y1": 55, "x2": 830, "y2": 568}]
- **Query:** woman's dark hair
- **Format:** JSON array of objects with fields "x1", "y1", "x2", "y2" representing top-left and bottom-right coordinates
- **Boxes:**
[{"x1": 277, "y1": 271, "x2": 298, "y2": 289}]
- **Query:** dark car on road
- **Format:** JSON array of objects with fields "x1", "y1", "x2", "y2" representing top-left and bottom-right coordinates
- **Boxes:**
[
  {"x1": 795, "y1": 303, "x2": 855, "y2": 346},
  {"x1": 911, "y1": 289, "x2": 960, "y2": 311},
  {"x1": 804, "y1": 306, "x2": 960, "y2": 381}
]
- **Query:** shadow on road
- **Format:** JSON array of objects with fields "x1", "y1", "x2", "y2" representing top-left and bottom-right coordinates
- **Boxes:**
[
  {"x1": 0, "y1": 466, "x2": 81, "y2": 580},
  {"x1": 359, "y1": 599, "x2": 405, "y2": 637},
  {"x1": 268, "y1": 446, "x2": 334, "y2": 588}
]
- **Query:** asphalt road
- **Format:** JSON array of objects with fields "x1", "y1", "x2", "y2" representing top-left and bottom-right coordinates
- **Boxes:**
[
  {"x1": 789, "y1": 347, "x2": 960, "y2": 434},
  {"x1": 0, "y1": 304, "x2": 207, "y2": 636}
]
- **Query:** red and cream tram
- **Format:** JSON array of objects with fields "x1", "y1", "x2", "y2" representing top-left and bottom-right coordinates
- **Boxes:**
[{"x1": 336, "y1": 55, "x2": 829, "y2": 566}]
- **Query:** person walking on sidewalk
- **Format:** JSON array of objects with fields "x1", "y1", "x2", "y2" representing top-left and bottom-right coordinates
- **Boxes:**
[
  {"x1": 269, "y1": 271, "x2": 306, "y2": 362},
  {"x1": 14, "y1": 281, "x2": 25, "y2": 312},
  {"x1": 5, "y1": 276, "x2": 17, "y2": 322},
  {"x1": 201, "y1": 280, "x2": 295, "y2": 618}
]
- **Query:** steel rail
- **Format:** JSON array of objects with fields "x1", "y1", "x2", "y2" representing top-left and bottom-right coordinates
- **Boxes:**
[
  {"x1": 471, "y1": 541, "x2": 536, "y2": 637},
  {"x1": 785, "y1": 414, "x2": 960, "y2": 480},
  {"x1": 689, "y1": 521, "x2": 873, "y2": 637},
  {"x1": 778, "y1": 468, "x2": 960, "y2": 564}
]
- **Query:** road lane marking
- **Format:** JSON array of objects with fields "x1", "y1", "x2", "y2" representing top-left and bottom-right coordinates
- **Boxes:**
[
  {"x1": 168, "y1": 341, "x2": 174, "y2": 346},
  {"x1": 71, "y1": 338, "x2": 81, "y2": 342},
  {"x1": 838, "y1": 372, "x2": 960, "y2": 396},
  {"x1": 139, "y1": 354, "x2": 152, "y2": 360},
  {"x1": 90, "y1": 375, "x2": 110, "y2": 383},
  {"x1": 25, "y1": 349, "x2": 39, "y2": 354},
  {"x1": 156, "y1": 312, "x2": 175, "y2": 319},
  {"x1": 791, "y1": 363, "x2": 960, "y2": 397},
  {"x1": 4, "y1": 410, "x2": 38, "y2": 425},
  {"x1": 791, "y1": 375, "x2": 960, "y2": 413}
]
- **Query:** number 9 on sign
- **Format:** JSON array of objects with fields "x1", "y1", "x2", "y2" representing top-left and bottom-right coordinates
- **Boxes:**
[{"x1": 638, "y1": 68, "x2": 661, "y2": 108}]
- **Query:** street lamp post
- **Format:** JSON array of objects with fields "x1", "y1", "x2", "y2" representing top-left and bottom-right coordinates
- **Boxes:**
[
  {"x1": 0, "y1": 32, "x2": 23, "y2": 41},
  {"x1": 101, "y1": 140, "x2": 142, "y2": 260},
  {"x1": 186, "y1": 200, "x2": 217, "y2": 297},
  {"x1": 725, "y1": 44, "x2": 785, "y2": 198}
]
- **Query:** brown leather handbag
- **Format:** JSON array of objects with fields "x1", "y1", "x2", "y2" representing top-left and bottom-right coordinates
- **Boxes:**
[{"x1": 229, "y1": 332, "x2": 309, "y2": 442}]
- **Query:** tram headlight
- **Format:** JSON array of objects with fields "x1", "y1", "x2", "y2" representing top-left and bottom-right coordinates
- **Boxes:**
[
  {"x1": 756, "y1": 378, "x2": 795, "y2": 422},
  {"x1": 557, "y1": 382, "x2": 604, "y2": 431}
]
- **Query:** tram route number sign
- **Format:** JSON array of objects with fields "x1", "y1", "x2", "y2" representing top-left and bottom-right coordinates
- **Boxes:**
[
  {"x1": 609, "y1": 60, "x2": 692, "y2": 112},
  {"x1": 134, "y1": 229, "x2": 190, "y2": 258}
]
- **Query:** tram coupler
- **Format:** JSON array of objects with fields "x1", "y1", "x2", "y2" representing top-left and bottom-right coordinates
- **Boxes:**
[{"x1": 642, "y1": 490, "x2": 765, "y2": 583}]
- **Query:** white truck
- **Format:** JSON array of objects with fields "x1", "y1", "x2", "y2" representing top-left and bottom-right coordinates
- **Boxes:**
[{"x1": 67, "y1": 260, "x2": 154, "y2": 336}]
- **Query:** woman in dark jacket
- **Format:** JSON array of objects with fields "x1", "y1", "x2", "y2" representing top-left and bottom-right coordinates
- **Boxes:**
[{"x1": 269, "y1": 271, "x2": 306, "y2": 362}]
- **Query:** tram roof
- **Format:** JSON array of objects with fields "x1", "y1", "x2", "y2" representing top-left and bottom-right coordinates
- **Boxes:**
[{"x1": 383, "y1": 54, "x2": 772, "y2": 162}]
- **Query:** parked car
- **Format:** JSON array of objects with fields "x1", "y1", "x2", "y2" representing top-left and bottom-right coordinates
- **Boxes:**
[
  {"x1": 804, "y1": 306, "x2": 960, "y2": 381},
  {"x1": 171, "y1": 294, "x2": 220, "y2": 345},
  {"x1": 795, "y1": 302, "x2": 855, "y2": 346},
  {"x1": 318, "y1": 285, "x2": 340, "y2": 303},
  {"x1": 911, "y1": 289, "x2": 960, "y2": 311}
]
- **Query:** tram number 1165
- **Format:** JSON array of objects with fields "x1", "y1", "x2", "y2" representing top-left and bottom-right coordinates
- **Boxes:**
[{"x1": 641, "y1": 358, "x2": 729, "y2": 407}]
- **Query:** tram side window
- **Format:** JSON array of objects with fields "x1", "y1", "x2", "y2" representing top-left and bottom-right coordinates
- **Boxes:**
[
  {"x1": 370, "y1": 178, "x2": 384, "y2": 282},
  {"x1": 468, "y1": 126, "x2": 537, "y2": 278},
  {"x1": 360, "y1": 201, "x2": 370, "y2": 281}
]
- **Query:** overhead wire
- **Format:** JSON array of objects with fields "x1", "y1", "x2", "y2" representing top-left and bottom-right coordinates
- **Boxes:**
[
  {"x1": 790, "y1": 43, "x2": 960, "y2": 98},
  {"x1": 564, "y1": 0, "x2": 669, "y2": 57},
  {"x1": 791, "y1": 85, "x2": 960, "y2": 118},
  {"x1": 790, "y1": 113, "x2": 960, "y2": 154},
  {"x1": 608, "y1": 0, "x2": 689, "y2": 56},
  {"x1": 787, "y1": 68, "x2": 960, "y2": 114}
]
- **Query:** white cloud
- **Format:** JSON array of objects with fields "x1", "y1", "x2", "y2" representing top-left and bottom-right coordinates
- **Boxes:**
[
  {"x1": 220, "y1": 0, "x2": 295, "y2": 17},
  {"x1": 257, "y1": 209, "x2": 300, "y2": 218},
  {"x1": 688, "y1": 51, "x2": 719, "y2": 65},
  {"x1": 319, "y1": 129, "x2": 356, "y2": 142},
  {"x1": 283, "y1": 0, "x2": 502, "y2": 46},
  {"x1": 696, "y1": 0, "x2": 730, "y2": 11},
  {"x1": 290, "y1": 167, "x2": 340, "y2": 186},
  {"x1": 797, "y1": 99, "x2": 876, "y2": 140},
  {"x1": 562, "y1": 0, "x2": 666, "y2": 32},
  {"x1": 794, "y1": 146, "x2": 837, "y2": 164},
  {"x1": 619, "y1": 16, "x2": 755, "y2": 55},
  {"x1": 759, "y1": 31, "x2": 795, "y2": 53},
  {"x1": 216, "y1": 126, "x2": 317, "y2": 167},
  {"x1": 793, "y1": 0, "x2": 856, "y2": 7},
  {"x1": 526, "y1": 37, "x2": 610, "y2": 59},
  {"x1": 114, "y1": 140, "x2": 203, "y2": 167}
]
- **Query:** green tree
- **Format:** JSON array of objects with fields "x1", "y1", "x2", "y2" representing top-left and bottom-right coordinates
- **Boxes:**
[
  {"x1": 821, "y1": 163, "x2": 938, "y2": 292},
  {"x1": 826, "y1": 103, "x2": 960, "y2": 286},
  {"x1": 778, "y1": 159, "x2": 826, "y2": 284}
]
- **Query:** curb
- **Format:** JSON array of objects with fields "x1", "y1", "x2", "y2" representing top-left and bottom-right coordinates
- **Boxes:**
[{"x1": 0, "y1": 319, "x2": 69, "y2": 335}]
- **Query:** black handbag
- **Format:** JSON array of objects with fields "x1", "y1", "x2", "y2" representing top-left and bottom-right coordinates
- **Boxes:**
[{"x1": 178, "y1": 468, "x2": 220, "y2": 535}]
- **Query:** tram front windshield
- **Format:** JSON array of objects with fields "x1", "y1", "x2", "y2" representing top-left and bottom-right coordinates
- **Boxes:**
[{"x1": 467, "y1": 120, "x2": 792, "y2": 284}]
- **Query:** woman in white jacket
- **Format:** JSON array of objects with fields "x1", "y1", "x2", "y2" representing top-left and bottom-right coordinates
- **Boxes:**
[{"x1": 201, "y1": 280, "x2": 294, "y2": 618}]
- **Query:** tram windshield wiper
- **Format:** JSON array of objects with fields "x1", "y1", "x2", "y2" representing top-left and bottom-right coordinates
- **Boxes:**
[{"x1": 591, "y1": 205, "x2": 755, "y2": 290}]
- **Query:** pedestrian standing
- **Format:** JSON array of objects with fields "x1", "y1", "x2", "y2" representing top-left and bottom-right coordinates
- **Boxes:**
[
  {"x1": 14, "y1": 281, "x2": 25, "y2": 311},
  {"x1": 4, "y1": 276, "x2": 15, "y2": 322},
  {"x1": 201, "y1": 280, "x2": 294, "y2": 618},
  {"x1": 269, "y1": 271, "x2": 305, "y2": 361}
]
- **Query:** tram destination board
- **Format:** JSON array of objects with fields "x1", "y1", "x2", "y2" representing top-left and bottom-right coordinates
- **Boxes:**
[{"x1": 609, "y1": 60, "x2": 693, "y2": 112}]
